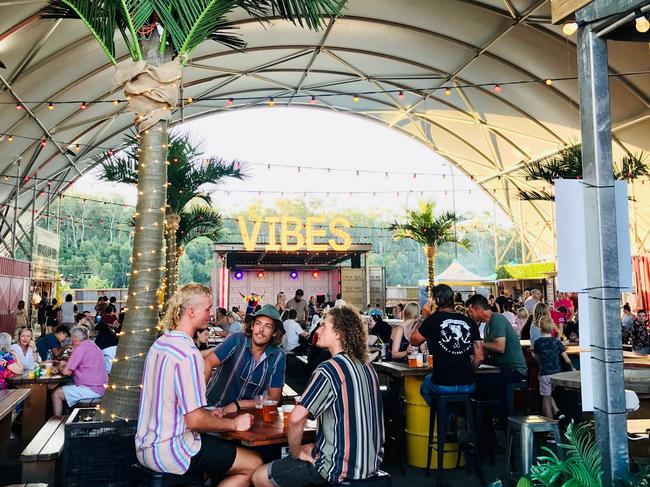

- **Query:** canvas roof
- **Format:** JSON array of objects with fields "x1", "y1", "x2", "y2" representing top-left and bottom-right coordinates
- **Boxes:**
[
  {"x1": 435, "y1": 258, "x2": 494, "y2": 284},
  {"x1": 0, "y1": 0, "x2": 648, "y2": 261}
]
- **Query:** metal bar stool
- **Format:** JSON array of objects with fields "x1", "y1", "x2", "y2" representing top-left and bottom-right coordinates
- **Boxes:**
[
  {"x1": 426, "y1": 394, "x2": 482, "y2": 486},
  {"x1": 506, "y1": 380, "x2": 529, "y2": 417},
  {"x1": 504, "y1": 415, "x2": 563, "y2": 481}
]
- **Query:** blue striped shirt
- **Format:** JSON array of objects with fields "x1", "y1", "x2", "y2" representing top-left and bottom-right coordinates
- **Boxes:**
[
  {"x1": 300, "y1": 353, "x2": 384, "y2": 484},
  {"x1": 206, "y1": 333, "x2": 286, "y2": 407}
]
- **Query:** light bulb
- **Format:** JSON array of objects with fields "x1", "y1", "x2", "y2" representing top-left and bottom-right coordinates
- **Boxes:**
[
  {"x1": 636, "y1": 15, "x2": 650, "y2": 33},
  {"x1": 562, "y1": 22, "x2": 578, "y2": 36}
]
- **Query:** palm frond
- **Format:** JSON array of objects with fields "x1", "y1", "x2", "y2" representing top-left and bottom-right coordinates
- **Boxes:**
[
  {"x1": 98, "y1": 153, "x2": 139, "y2": 184},
  {"x1": 390, "y1": 203, "x2": 467, "y2": 249},
  {"x1": 521, "y1": 144, "x2": 583, "y2": 184},
  {"x1": 177, "y1": 205, "x2": 224, "y2": 247},
  {"x1": 241, "y1": 0, "x2": 347, "y2": 30},
  {"x1": 518, "y1": 189, "x2": 555, "y2": 201},
  {"x1": 614, "y1": 152, "x2": 650, "y2": 181}
]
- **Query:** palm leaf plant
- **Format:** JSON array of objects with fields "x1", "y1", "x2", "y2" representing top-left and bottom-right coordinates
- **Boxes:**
[
  {"x1": 390, "y1": 202, "x2": 471, "y2": 298},
  {"x1": 42, "y1": 0, "x2": 347, "y2": 420},
  {"x1": 99, "y1": 132, "x2": 245, "y2": 302},
  {"x1": 519, "y1": 144, "x2": 648, "y2": 201}
]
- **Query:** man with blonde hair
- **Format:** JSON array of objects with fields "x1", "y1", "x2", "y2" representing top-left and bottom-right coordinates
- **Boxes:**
[
  {"x1": 252, "y1": 306, "x2": 384, "y2": 487},
  {"x1": 135, "y1": 283, "x2": 261, "y2": 484}
]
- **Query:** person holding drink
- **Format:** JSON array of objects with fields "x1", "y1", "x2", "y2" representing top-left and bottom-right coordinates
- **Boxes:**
[{"x1": 205, "y1": 304, "x2": 286, "y2": 413}]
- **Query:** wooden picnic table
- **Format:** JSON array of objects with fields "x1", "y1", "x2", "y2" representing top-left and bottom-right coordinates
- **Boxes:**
[
  {"x1": 218, "y1": 409, "x2": 316, "y2": 447},
  {"x1": 519, "y1": 340, "x2": 584, "y2": 355},
  {"x1": 7, "y1": 375, "x2": 66, "y2": 445},
  {"x1": 0, "y1": 388, "x2": 31, "y2": 462}
]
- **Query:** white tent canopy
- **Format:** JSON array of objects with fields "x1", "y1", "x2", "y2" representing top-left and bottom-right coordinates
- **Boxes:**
[{"x1": 434, "y1": 259, "x2": 494, "y2": 285}]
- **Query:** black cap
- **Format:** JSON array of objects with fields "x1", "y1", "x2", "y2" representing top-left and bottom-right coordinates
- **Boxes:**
[{"x1": 295, "y1": 289, "x2": 304, "y2": 296}]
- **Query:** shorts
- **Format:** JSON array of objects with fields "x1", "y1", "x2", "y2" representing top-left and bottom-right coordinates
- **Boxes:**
[
  {"x1": 63, "y1": 385, "x2": 104, "y2": 406},
  {"x1": 186, "y1": 434, "x2": 237, "y2": 478},
  {"x1": 268, "y1": 456, "x2": 328, "y2": 487},
  {"x1": 539, "y1": 375, "x2": 553, "y2": 396}
]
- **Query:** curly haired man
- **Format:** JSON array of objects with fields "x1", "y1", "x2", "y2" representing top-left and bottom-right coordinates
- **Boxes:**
[{"x1": 252, "y1": 305, "x2": 385, "y2": 487}]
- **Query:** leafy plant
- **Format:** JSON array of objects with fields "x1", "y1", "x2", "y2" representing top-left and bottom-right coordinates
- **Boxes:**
[{"x1": 519, "y1": 144, "x2": 649, "y2": 201}]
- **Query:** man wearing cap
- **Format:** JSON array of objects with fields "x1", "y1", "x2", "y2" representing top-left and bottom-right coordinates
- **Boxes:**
[
  {"x1": 205, "y1": 304, "x2": 287, "y2": 412},
  {"x1": 286, "y1": 289, "x2": 309, "y2": 326}
]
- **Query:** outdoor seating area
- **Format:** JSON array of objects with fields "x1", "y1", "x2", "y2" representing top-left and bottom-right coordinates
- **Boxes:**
[{"x1": 1, "y1": 1, "x2": 650, "y2": 486}]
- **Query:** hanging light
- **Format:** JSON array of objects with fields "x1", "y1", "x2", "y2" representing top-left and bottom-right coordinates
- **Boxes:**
[
  {"x1": 15, "y1": 103, "x2": 22, "y2": 110},
  {"x1": 290, "y1": 271, "x2": 298, "y2": 279},
  {"x1": 635, "y1": 14, "x2": 650, "y2": 33},
  {"x1": 444, "y1": 88, "x2": 452, "y2": 96},
  {"x1": 311, "y1": 270, "x2": 320, "y2": 279},
  {"x1": 113, "y1": 100, "x2": 119, "y2": 106},
  {"x1": 545, "y1": 79, "x2": 553, "y2": 86},
  {"x1": 309, "y1": 95, "x2": 317, "y2": 105},
  {"x1": 186, "y1": 97, "x2": 193, "y2": 104},
  {"x1": 268, "y1": 98, "x2": 275, "y2": 107},
  {"x1": 494, "y1": 84, "x2": 501, "y2": 93},
  {"x1": 353, "y1": 94, "x2": 359, "y2": 103},
  {"x1": 226, "y1": 98, "x2": 234, "y2": 106},
  {"x1": 48, "y1": 102, "x2": 55, "y2": 110},
  {"x1": 257, "y1": 271, "x2": 265, "y2": 279},
  {"x1": 80, "y1": 102, "x2": 88, "y2": 110},
  {"x1": 234, "y1": 270, "x2": 244, "y2": 280},
  {"x1": 562, "y1": 22, "x2": 578, "y2": 36},
  {"x1": 398, "y1": 91, "x2": 405, "y2": 99}
]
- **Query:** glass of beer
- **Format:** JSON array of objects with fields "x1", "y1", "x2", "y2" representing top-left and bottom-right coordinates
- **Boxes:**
[
  {"x1": 254, "y1": 394, "x2": 266, "y2": 414},
  {"x1": 416, "y1": 353, "x2": 424, "y2": 367},
  {"x1": 262, "y1": 400, "x2": 278, "y2": 423},
  {"x1": 408, "y1": 354, "x2": 417, "y2": 368},
  {"x1": 428, "y1": 354, "x2": 433, "y2": 368},
  {"x1": 282, "y1": 405, "x2": 295, "y2": 428}
]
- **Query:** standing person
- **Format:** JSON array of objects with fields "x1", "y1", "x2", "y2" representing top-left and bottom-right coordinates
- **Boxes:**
[
  {"x1": 410, "y1": 285, "x2": 483, "y2": 405},
  {"x1": 308, "y1": 296, "x2": 318, "y2": 321},
  {"x1": 37, "y1": 292, "x2": 49, "y2": 337},
  {"x1": 45, "y1": 298, "x2": 60, "y2": 334},
  {"x1": 282, "y1": 309, "x2": 308, "y2": 354},
  {"x1": 252, "y1": 306, "x2": 384, "y2": 487},
  {"x1": 136, "y1": 283, "x2": 260, "y2": 483},
  {"x1": 286, "y1": 289, "x2": 309, "y2": 326},
  {"x1": 50, "y1": 326, "x2": 108, "y2": 415},
  {"x1": 12, "y1": 327, "x2": 39, "y2": 372},
  {"x1": 501, "y1": 301, "x2": 516, "y2": 327},
  {"x1": 524, "y1": 289, "x2": 542, "y2": 315},
  {"x1": 529, "y1": 303, "x2": 551, "y2": 347},
  {"x1": 333, "y1": 293, "x2": 346, "y2": 308},
  {"x1": 466, "y1": 294, "x2": 527, "y2": 401},
  {"x1": 60, "y1": 294, "x2": 76, "y2": 328},
  {"x1": 622, "y1": 303, "x2": 636, "y2": 336},
  {"x1": 630, "y1": 310, "x2": 650, "y2": 354},
  {"x1": 495, "y1": 291, "x2": 509, "y2": 315},
  {"x1": 13, "y1": 300, "x2": 27, "y2": 333},
  {"x1": 488, "y1": 294, "x2": 500, "y2": 313},
  {"x1": 514, "y1": 308, "x2": 529, "y2": 336},
  {"x1": 205, "y1": 304, "x2": 286, "y2": 410},
  {"x1": 534, "y1": 317, "x2": 574, "y2": 419},
  {"x1": 276, "y1": 292, "x2": 287, "y2": 313}
]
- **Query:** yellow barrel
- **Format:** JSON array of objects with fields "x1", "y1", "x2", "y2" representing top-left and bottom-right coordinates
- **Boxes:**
[{"x1": 403, "y1": 376, "x2": 464, "y2": 469}]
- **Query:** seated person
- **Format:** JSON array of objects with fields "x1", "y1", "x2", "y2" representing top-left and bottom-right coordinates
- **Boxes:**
[
  {"x1": 388, "y1": 301, "x2": 420, "y2": 362},
  {"x1": 36, "y1": 325, "x2": 70, "y2": 361},
  {"x1": 1, "y1": 332, "x2": 24, "y2": 389},
  {"x1": 194, "y1": 328, "x2": 210, "y2": 351},
  {"x1": 205, "y1": 305, "x2": 286, "y2": 411},
  {"x1": 51, "y1": 326, "x2": 108, "y2": 414},
  {"x1": 282, "y1": 309, "x2": 308, "y2": 354},
  {"x1": 369, "y1": 314, "x2": 392, "y2": 344},
  {"x1": 252, "y1": 306, "x2": 384, "y2": 487},
  {"x1": 411, "y1": 285, "x2": 483, "y2": 406},
  {"x1": 215, "y1": 312, "x2": 242, "y2": 338},
  {"x1": 136, "y1": 283, "x2": 260, "y2": 481}
]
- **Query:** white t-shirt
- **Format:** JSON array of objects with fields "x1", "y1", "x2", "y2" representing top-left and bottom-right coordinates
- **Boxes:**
[
  {"x1": 11, "y1": 343, "x2": 38, "y2": 371},
  {"x1": 282, "y1": 319, "x2": 304, "y2": 353},
  {"x1": 61, "y1": 302, "x2": 75, "y2": 324},
  {"x1": 228, "y1": 320, "x2": 242, "y2": 334}
]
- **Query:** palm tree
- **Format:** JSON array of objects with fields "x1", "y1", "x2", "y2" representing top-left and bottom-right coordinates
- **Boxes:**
[
  {"x1": 390, "y1": 202, "x2": 471, "y2": 298},
  {"x1": 99, "y1": 132, "x2": 245, "y2": 301},
  {"x1": 519, "y1": 145, "x2": 648, "y2": 201},
  {"x1": 42, "y1": 0, "x2": 346, "y2": 420}
]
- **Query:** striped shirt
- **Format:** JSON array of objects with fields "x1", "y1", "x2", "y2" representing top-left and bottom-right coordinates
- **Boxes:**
[
  {"x1": 135, "y1": 331, "x2": 206, "y2": 474},
  {"x1": 206, "y1": 332, "x2": 286, "y2": 407},
  {"x1": 299, "y1": 353, "x2": 384, "y2": 484}
]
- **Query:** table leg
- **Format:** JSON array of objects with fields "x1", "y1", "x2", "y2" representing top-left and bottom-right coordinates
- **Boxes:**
[
  {"x1": 18, "y1": 383, "x2": 47, "y2": 445},
  {"x1": 0, "y1": 413, "x2": 11, "y2": 463}
]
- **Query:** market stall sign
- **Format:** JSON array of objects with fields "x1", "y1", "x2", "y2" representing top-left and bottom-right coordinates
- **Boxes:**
[{"x1": 238, "y1": 216, "x2": 352, "y2": 252}]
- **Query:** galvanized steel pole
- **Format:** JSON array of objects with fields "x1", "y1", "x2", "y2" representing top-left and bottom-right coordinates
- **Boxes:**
[{"x1": 576, "y1": 23, "x2": 629, "y2": 483}]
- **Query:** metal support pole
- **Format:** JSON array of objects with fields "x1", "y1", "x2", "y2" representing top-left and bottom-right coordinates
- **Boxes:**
[
  {"x1": 518, "y1": 199, "x2": 526, "y2": 264},
  {"x1": 576, "y1": 23, "x2": 628, "y2": 484},
  {"x1": 492, "y1": 200, "x2": 499, "y2": 268},
  {"x1": 11, "y1": 160, "x2": 20, "y2": 257},
  {"x1": 450, "y1": 166, "x2": 458, "y2": 259}
]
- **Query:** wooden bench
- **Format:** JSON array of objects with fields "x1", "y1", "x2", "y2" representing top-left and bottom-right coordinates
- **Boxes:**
[
  {"x1": 0, "y1": 388, "x2": 31, "y2": 461},
  {"x1": 20, "y1": 415, "x2": 67, "y2": 486}
]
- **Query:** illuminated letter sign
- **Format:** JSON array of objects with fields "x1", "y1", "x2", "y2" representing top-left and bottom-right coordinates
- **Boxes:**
[{"x1": 237, "y1": 215, "x2": 351, "y2": 252}]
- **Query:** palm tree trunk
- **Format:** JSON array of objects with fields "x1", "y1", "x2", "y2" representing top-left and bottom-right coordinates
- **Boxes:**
[
  {"x1": 99, "y1": 35, "x2": 170, "y2": 421},
  {"x1": 164, "y1": 213, "x2": 180, "y2": 303},
  {"x1": 426, "y1": 246, "x2": 436, "y2": 299}
]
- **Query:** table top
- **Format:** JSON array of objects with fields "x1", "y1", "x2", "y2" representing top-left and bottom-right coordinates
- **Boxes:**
[
  {"x1": 218, "y1": 410, "x2": 316, "y2": 447},
  {"x1": 7, "y1": 374, "x2": 65, "y2": 385},
  {"x1": 373, "y1": 360, "x2": 499, "y2": 378},
  {"x1": 550, "y1": 369, "x2": 650, "y2": 395},
  {"x1": 623, "y1": 352, "x2": 650, "y2": 369},
  {"x1": 520, "y1": 340, "x2": 584, "y2": 355},
  {"x1": 0, "y1": 388, "x2": 31, "y2": 420}
]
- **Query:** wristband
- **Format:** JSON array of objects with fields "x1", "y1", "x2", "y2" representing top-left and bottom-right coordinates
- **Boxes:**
[{"x1": 234, "y1": 400, "x2": 240, "y2": 413}]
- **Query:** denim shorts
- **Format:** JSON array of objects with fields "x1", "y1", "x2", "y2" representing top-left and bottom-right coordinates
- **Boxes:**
[{"x1": 268, "y1": 456, "x2": 327, "y2": 487}]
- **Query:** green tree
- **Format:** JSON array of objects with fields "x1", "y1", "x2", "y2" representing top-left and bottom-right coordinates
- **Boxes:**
[
  {"x1": 390, "y1": 202, "x2": 471, "y2": 298},
  {"x1": 43, "y1": 0, "x2": 346, "y2": 420},
  {"x1": 99, "y1": 132, "x2": 245, "y2": 301}
]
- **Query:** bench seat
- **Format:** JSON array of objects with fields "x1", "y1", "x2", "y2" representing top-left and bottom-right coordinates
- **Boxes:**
[{"x1": 20, "y1": 416, "x2": 67, "y2": 486}]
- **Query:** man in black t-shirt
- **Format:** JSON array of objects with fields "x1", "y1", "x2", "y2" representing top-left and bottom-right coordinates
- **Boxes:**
[{"x1": 411, "y1": 284, "x2": 483, "y2": 405}]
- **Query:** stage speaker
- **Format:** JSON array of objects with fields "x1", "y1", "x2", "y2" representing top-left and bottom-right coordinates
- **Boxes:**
[
  {"x1": 351, "y1": 254, "x2": 361, "y2": 269},
  {"x1": 226, "y1": 254, "x2": 237, "y2": 269}
]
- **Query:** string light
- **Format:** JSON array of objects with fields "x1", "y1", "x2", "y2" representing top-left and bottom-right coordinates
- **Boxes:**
[
  {"x1": 268, "y1": 98, "x2": 275, "y2": 107},
  {"x1": 353, "y1": 94, "x2": 359, "y2": 102},
  {"x1": 562, "y1": 22, "x2": 578, "y2": 35},
  {"x1": 80, "y1": 102, "x2": 88, "y2": 110},
  {"x1": 545, "y1": 79, "x2": 553, "y2": 86},
  {"x1": 226, "y1": 98, "x2": 234, "y2": 106},
  {"x1": 15, "y1": 103, "x2": 22, "y2": 110},
  {"x1": 309, "y1": 95, "x2": 317, "y2": 105},
  {"x1": 48, "y1": 102, "x2": 55, "y2": 110},
  {"x1": 398, "y1": 91, "x2": 405, "y2": 99},
  {"x1": 494, "y1": 84, "x2": 501, "y2": 93},
  {"x1": 444, "y1": 88, "x2": 452, "y2": 96},
  {"x1": 636, "y1": 14, "x2": 650, "y2": 33}
]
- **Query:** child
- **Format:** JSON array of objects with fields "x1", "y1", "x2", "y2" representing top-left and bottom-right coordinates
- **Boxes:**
[{"x1": 533, "y1": 316, "x2": 575, "y2": 419}]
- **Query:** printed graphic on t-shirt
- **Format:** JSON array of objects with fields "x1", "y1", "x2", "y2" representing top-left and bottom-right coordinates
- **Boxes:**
[{"x1": 439, "y1": 319, "x2": 473, "y2": 355}]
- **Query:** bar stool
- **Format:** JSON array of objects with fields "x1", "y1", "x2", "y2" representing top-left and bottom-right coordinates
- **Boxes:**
[
  {"x1": 426, "y1": 394, "x2": 482, "y2": 486},
  {"x1": 472, "y1": 398, "x2": 502, "y2": 465},
  {"x1": 504, "y1": 415, "x2": 563, "y2": 480},
  {"x1": 506, "y1": 380, "x2": 529, "y2": 416},
  {"x1": 130, "y1": 463, "x2": 205, "y2": 487}
]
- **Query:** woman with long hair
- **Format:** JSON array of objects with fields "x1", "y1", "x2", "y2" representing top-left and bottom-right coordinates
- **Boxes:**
[
  {"x1": 529, "y1": 302, "x2": 551, "y2": 347},
  {"x1": 11, "y1": 327, "x2": 39, "y2": 371},
  {"x1": 388, "y1": 301, "x2": 420, "y2": 361}
]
